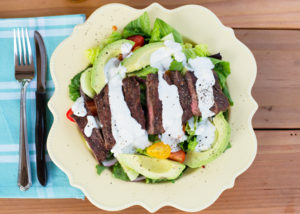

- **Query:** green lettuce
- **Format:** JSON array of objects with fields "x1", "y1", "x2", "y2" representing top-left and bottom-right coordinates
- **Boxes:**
[
  {"x1": 96, "y1": 164, "x2": 106, "y2": 175},
  {"x1": 209, "y1": 58, "x2": 233, "y2": 105},
  {"x1": 182, "y1": 43, "x2": 210, "y2": 59},
  {"x1": 194, "y1": 44, "x2": 210, "y2": 57},
  {"x1": 169, "y1": 60, "x2": 184, "y2": 71},
  {"x1": 85, "y1": 31, "x2": 122, "y2": 64},
  {"x1": 68, "y1": 70, "x2": 84, "y2": 101},
  {"x1": 150, "y1": 18, "x2": 183, "y2": 43},
  {"x1": 122, "y1": 12, "x2": 151, "y2": 38},
  {"x1": 112, "y1": 162, "x2": 130, "y2": 181}
]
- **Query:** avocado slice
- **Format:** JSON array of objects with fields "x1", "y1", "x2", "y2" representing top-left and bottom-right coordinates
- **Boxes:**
[
  {"x1": 122, "y1": 42, "x2": 165, "y2": 73},
  {"x1": 80, "y1": 68, "x2": 96, "y2": 98},
  {"x1": 116, "y1": 157, "x2": 139, "y2": 181},
  {"x1": 184, "y1": 113, "x2": 231, "y2": 168},
  {"x1": 117, "y1": 154, "x2": 185, "y2": 180},
  {"x1": 91, "y1": 39, "x2": 134, "y2": 94}
]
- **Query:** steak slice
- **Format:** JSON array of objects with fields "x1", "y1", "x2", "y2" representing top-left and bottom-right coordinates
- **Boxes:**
[
  {"x1": 184, "y1": 70, "x2": 230, "y2": 116},
  {"x1": 122, "y1": 77, "x2": 146, "y2": 129},
  {"x1": 185, "y1": 71, "x2": 201, "y2": 116},
  {"x1": 94, "y1": 85, "x2": 116, "y2": 151},
  {"x1": 71, "y1": 110, "x2": 107, "y2": 163},
  {"x1": 146, "y1": 73, "x2": 164, "y2": 134},
  {"x1": 210, "y1": 72, "x2": 230, "y2": 113},
  {"x1": 169, "y1": 71, "x2": 193, "y2": 124}
]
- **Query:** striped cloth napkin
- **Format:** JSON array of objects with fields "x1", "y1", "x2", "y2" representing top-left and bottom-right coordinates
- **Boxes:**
[{"x1": 0, "y1": 14, "x2": 85, "y2": 198}]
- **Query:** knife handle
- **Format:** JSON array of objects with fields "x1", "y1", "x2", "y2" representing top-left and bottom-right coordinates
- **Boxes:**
[{"x1": 35, "y1": 91, "x2": 47, "y2": 186}]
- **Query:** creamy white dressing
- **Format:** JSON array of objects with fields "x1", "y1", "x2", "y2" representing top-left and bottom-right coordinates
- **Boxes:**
[
  {"x1": 107, "y1": 61, "x2": 150, "y2": 156},
  {"x1": 121, "y1": 42, "x2": 133, "y2": 58},
  {"x1": 72, "y1": 96, "x2": 87, "y2": 117},
  {"x1": 188, "y1": 117, "x2": 216, "y2": 152},
  {"x1": 150, "y1": 41, "x2": 186, "y2": 152},
  {"x1": 84, "y1": 115, "x2": 99, "y2": 137},
  {"x1": 188, "y1": 57, "x2": 215, "y2": 119}
]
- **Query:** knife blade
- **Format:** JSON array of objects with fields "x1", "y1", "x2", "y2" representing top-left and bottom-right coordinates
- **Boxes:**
[{"x1": 34, "y1": 31, "x2": 48, "y2": 186}]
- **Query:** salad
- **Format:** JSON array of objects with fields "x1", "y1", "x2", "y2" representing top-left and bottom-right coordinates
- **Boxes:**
[{"x1": 67, "y1": 12, "x2": 232, "y2": 183}]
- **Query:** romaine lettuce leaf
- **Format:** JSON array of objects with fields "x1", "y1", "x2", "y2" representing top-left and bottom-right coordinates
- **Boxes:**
[
  {"x1": 209, "y1": 58, "x2": 233, "y2": 105},
  {"x1": 150, "y1": 18, "x2": 183, "y2": 43},
  {"x1": 68, "y1": 70, "x2": 84, "y2": 101},
  {"x1": 96, "y1": 164, "x2": 106, "y2": 175},
  {"x1": 182, "y1": 43, "x2": 210, "y2": 59},
  {"x1": 122, "y1": 12, "x2": 151, "y2": 38},
  {"x1": 112, "y1": 162, "x2": 130, "y2": 181},
  {"x1": 194, "y1": 44, "x2": 210, "y2": 57},
  {"x1": 169, "y1": 60, "x2": 184, "y2": 71}
]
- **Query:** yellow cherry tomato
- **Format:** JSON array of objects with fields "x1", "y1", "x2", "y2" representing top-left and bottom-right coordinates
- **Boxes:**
[{"x1": 146, "y1": 142, "x2": 171, "y2": 159}]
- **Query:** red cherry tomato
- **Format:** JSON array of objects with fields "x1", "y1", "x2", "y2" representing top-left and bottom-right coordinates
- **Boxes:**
[
  {"x1": 127, "y1": 35, "x2": 145, "y2": 49},
  {"x1": 66, "y1": 108, "x2": 75, "y2": 122},
  {"x1": 168, "y1": 150, "x2": 186, "y2": 163}
]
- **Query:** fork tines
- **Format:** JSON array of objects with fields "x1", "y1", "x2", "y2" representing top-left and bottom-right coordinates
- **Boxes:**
[{"x1": 14, "y1": 28, "x2": 34, "y2": 80}]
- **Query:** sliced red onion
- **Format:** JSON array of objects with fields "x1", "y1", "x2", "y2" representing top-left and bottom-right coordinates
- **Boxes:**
[
  {"x1": 102, "y1": 158, "x2": 117, "y2": 167},
  {"x1": 132, "y1": 176, "x2": 146, "y2": 182}
]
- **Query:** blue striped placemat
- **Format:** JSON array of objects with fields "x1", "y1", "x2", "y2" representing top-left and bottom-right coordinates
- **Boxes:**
[{"x1": 0, "y1": 14, "x2": 85, "y2": 198}]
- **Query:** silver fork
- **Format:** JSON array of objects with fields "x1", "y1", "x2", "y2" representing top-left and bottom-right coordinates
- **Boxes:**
[{"x1": 14, "y1": 28, "x2": 34, "y2": 191}]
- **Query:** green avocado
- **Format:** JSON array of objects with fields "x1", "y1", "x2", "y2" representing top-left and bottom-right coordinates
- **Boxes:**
[
  {"x1": 184, "y1": 113, "x2": 231, "y2": 168},
  {"x1": 91, "y1": 39, "x2": 134, "y2": 94},
  {"x1": 117, "y1": 154, "x2": 185, "y2": 180},
  {"x1": 122, "y1": 42, "x2": 165, "y2": 73},
  {"x1": 80, "y1": 68, "x2": 96, "y2": 98}
]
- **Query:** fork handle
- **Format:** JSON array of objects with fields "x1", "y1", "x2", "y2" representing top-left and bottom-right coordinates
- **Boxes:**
[
  {"x1": 35, "y1": 91, "x2": 47, "y2": 186},
  {"x1": 18, "y1": 80, "x2": 32, "y2": 191}
]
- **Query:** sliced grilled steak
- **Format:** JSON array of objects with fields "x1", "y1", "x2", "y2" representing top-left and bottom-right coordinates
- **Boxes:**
[
  {"x1": 185, "y1": 71, "x2": 201, "y2": 116},
  {"x1": 122, "y1": 77, "x2": 146, "y2": 129},
  {"x1": 163, "y1": 71, "x2": 172, "y2": 85},
  {"x1": 71, "y1": 111, "x2": 107, "y2": 163},
  {"x1": 210, "y1": 72, "x2": 230, "y2": 113},
  {"x1": 94, "y1": 85, "x2": 116, "y2": 151},
  {"x1": 169, "y1": 71, "x2": 193, "y2": 124},
  {"x1": 146, "y1": 73, "x2": 164, "y2": 134},
  {"x1": 184, "y1": 70, "x2": 229, "y2": 116}
]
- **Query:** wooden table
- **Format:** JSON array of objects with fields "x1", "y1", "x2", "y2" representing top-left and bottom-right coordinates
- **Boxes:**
[{"x1": 1, "y1": 0, "x2": 300, "y2": 213}]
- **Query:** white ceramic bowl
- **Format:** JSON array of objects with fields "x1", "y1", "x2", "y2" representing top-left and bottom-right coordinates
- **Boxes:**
[{"x1": 48, "y1": 3, "x2": 258, "y2": 212}]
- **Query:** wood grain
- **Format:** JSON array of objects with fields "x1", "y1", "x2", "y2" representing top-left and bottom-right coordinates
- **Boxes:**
[
  {"x1": 1, "y1": 130, "x2": 299, "y2": 214},
  {"x1": 0, "y1": 0, "x2": 299, "y2": 29},
  {"x1": 235, "y1": 30, "x2": 300, "y2": 129}
]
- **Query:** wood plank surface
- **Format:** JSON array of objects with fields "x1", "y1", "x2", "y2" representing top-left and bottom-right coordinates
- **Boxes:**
[
  {"x1": 1, "y1": 0, "x2": 300, "y2": 213},
  {"x1": 1, "y1": 130, "x2": 299, "y2": 214},
  {"x1": 235, "y1": 29, "x2": 300, "y2": 129},
  {"x1": 0, "y1": 0, "x2": 300, "y2": 29}
]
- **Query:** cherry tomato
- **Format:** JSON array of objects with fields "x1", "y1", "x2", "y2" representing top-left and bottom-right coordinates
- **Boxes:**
[
  {"x1": 168, "y1": 150, "x2": 186, "y2": 163},
  {"x1": 112, "y1": 25, "x2": 118, "y2": 31},
  {"x1": 146, "y1": 142, "x2": 171, "y2": 159},
  {"x1": 127, "y1": 35, "x2": 145, "y2": 49},
  {"x1": 66, "y1": 108, "x2": 75, "y2": 122},
  {"x1": 86, "y1": 100, "x2": 98, "y2": 116}
]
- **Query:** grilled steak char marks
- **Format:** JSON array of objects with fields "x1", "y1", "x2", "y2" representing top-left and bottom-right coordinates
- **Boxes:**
[
  {"x1": 71, "y1": 111, "x2": 107, "y2": 162},
  {"x1": 184, "y1": 70, "x2": 229, "y2": 116},
  {"x1": 210, "y1": 71, "x2": 230, "y2": 113},
  {"x1": 146, "y1": 73, "x2": 165, "y2": 134},
  {"x1": 94, "y1": 85, "x2": 116, "y2": 151},
  {"x1": 168, "y1": 71, "x2": 193, "y2": 124},
  {"x1": 185, "y1": 71, "x2": 201, "y2": 116},
  {"x1": 122, "y1": 77, "x2": 146, "y2": 129}
]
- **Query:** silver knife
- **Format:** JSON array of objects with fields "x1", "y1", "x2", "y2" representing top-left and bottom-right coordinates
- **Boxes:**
[{"x1": 34, "y1": 31, "x2": 48, "y2": 186}]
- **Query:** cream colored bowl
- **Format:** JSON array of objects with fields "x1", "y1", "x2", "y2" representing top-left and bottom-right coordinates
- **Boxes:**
[{"x1": 48, "y1": 3, "x2": 258, "y2": 212}]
